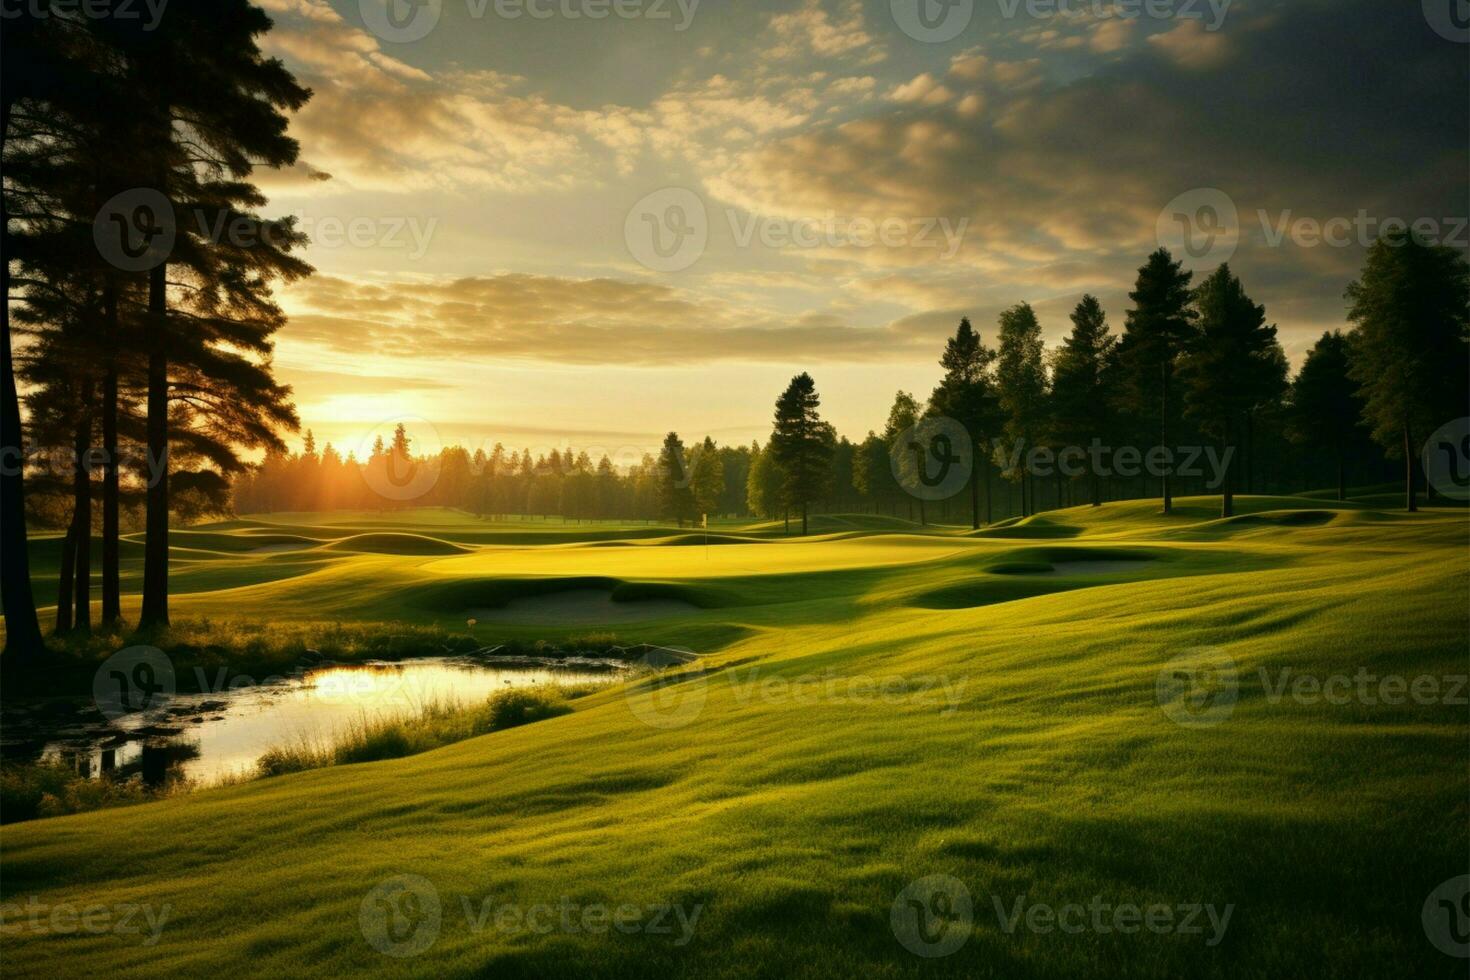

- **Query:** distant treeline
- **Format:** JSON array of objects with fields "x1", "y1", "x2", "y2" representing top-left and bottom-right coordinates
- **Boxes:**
[{"x1": 234, "y1": 239, "x2": 1469, "y2": 529}]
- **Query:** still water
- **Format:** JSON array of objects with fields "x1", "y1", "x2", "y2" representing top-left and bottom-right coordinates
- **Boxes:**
[{"x1": 17, "y1": 659, "x2": 621, "y2": 786}]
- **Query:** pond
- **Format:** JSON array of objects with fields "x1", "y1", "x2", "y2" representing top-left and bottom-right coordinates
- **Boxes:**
[{"x1": 3, "y1": 659, "x2": 623, "y2": 787}]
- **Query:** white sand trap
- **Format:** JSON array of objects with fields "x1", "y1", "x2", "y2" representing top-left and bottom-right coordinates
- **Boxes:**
[
  {"x1": 1043, "y1": 560, "x2": 1151, "y2": 576},
  {"x1": 470, "y1": 589, "x2": 697, "y2": 625}
]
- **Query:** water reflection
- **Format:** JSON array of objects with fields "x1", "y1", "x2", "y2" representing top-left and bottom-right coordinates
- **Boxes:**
[{"x1": 14, "y1": 659, "x2": 619, "y2": 787}]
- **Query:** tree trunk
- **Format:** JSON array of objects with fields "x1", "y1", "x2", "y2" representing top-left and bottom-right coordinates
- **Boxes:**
[
  {"x1": 1220, "y1": 422, "x2": 1234, "y2": 518},
  {"x1": 73, "y1": 416, "x2": 93, "y2": 634},
  {"x1": 1244, "y1": 411, "x2": 1254, "y2": 495},
  {"x1": 983, "y1": 458, "x2": 992, "y2": 525},
  {"x1": 1336, "y1": 435, "x2": 1346, "y2": 503},
  {"x1": 56, "y1": 516, "x2": 77, "y2": 635},
  {"x1": 102, "y1": 352, "x2": 121, "y2": 625},
  {"x1": 0, "y1": 94, "x2": 46, "y2": 660},
  {"x1": 969, "y1": 454, "x2": 979, "y2": 530},
  {"x1": 1404, "y1": 423, "x2": 1417, "y2": 512},
  {"x1": 1160, "y1": 363, "x2": 1173, "y2": 514},
  {"x1": 140, "y1": 262, "x2": 170, "y2": 628},
  {"x1": 801, "y1": 501, "x2": 808, "y2": 536}
]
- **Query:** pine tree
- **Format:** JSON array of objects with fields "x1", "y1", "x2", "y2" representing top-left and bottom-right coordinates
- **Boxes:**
[
  {"x1": 852, "y1": 432, "x2": 889, "y2": 515},
  {"x1": 690, "y1": 436, "x2": 724, "y2": 522},
  {"x1": 1345, "y1": 232, "x2": 1470, "y2": 511},
  {"x1": 882, "y1": 390, "x2": 923, "y2": 523},
  {"x1": 124, "y1": 0, "x2": 312, "y2": 628},
  {"x1": 994, "y1": 304, "x2": 1048, "y2": 517},
  {"x1": 745, "y1": 444, "x2": 781, "y2": 521},
  {"x1": 1288, "y1": 331, "x2": 1367, "y2": 501},
  {"x1": 0, "y1": 8, "x2": 92, "y2": 658},
  {"x1": 1116, "y1": 248, "x2": 1197, "y2": 513},
  {"x1": 769, "y1": 373, "x2": 834, "y2": 535},
  {"x1": 929, "y1": 317, "x2": 999, "y2": 527},
  {"x1": 1180, "y1": 265, "x2": 1283, "y2": 517},
  {"x1": 657, "y1": 432, "x2": 694, "y2": 526},
  {"x1": 1049, "y1": 295, "x2": 1116, "y2": 506}
]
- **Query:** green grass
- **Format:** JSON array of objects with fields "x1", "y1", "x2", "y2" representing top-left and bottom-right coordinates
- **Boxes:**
[{"x1": 1, "y1": 498, "x2": 1466, "y2": 978}]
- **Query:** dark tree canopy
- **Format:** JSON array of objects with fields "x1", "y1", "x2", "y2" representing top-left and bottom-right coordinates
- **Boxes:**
[
  {"x1": 1180, "y1": 264, "x2": 1284, "y2": 516},
  {"x1": 1344, "y1": 232, "x2": 1470, "y2": 510}
]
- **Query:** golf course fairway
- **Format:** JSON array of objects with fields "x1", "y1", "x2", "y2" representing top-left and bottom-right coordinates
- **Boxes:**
[{"x1": 2, "y1": 497, "x2": 1466, "y2": 978}]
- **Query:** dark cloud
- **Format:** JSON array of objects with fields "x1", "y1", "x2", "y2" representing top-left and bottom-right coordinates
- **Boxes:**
[{"x1": 712, "y1": 0, "x2": 1468, "y2": 350}]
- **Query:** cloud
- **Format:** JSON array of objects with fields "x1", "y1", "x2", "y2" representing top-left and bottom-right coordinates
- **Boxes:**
[
  {"x1": 765, "y1": 0, "x2": 884, "y2": 63},
  {"x1": 1089, "y1": 17, "x2": 1136, "y2": 53},
  {"x1": 1147, "y1": 19, "x2": 1233, "y2": 69},
  {"x1": 256, "y1": 0, "x2": 652, "y2": 193},
  {"x1": 278, "y1": 273, "x2": 952, "y2": 366},
  {"x1": 253, "y1": 0, "x2": 1465, "y2": 378},
  {"x1": 691, "y1": 0, "x2": 1467, "y2": 348},
  {"x1": 889, "y1": 73, "x2": 955, "y2": 106}
]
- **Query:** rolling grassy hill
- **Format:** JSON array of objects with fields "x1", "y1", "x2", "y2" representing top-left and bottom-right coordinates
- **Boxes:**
[{"x1": 2, "y1": 498, "x2": 1466, "y2": 977}]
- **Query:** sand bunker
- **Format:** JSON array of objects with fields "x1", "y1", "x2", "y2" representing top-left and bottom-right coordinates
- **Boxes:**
[
  {"x1": 1040, "y1": 560, "x2": 1151, "y2": 576},
  {"x1": 470, "y1": 589, "x2": 697, "y2": 625}
]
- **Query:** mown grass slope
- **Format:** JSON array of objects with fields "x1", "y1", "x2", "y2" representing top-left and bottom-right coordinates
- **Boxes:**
[{"x1": 2, "y1": 498, "x2": 1466, "y2": 978}]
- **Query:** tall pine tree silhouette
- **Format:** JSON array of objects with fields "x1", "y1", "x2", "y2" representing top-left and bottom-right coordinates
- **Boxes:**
[
  {"x1": 1050, "y1": 295, "x2": 1116, "y2": 507},
  {"x1": 120, "y1": 1, "x2": 310, "y2": 627},
  {"x1": 1117, "y1": 249, "x2": 1196, "y2": 514},
  {"x1": 1346, "y1": 232, "x2": 1470, "y2": 511},
  {"x1": 1181, "y1": 265, "x2": 1283, "y2": 517},
  {"x1": 770, "y1": 373, "x2": 834, "y2": 535},
  {"x1": 1288, "y1": 331, "x2": 1365, "y2": 501},
  {"x1": 929, "y1": 317, "x2": 999, "y2": 528}
]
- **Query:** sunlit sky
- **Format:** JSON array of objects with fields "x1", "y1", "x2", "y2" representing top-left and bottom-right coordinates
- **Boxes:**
[{"x1": 253, "y1": 0, "x2": 1467, "y2": 460}]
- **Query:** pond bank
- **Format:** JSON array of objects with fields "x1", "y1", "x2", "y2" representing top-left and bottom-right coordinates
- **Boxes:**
[
  {"x1": 2, "y1": 662, "x2": 618, "y2": 824},
  {"x1": 0, "y1": 619, "x2": 674, "y2": 700}
]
